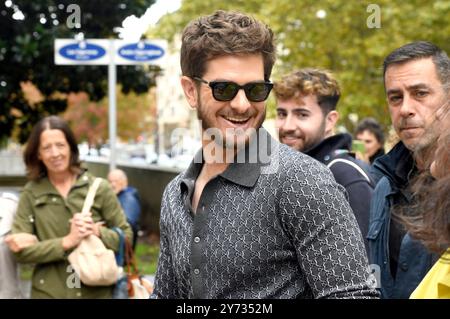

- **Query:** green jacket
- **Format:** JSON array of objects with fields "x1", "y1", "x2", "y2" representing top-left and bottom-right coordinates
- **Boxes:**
[{"x1": 12, "y1": 171, "x2": 133, "y2": 299}]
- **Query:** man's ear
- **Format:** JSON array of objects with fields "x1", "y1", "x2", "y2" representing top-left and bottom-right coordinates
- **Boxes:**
[
  {"x1": 325, "y1": 110, "x2": 339, "y2": 134},
  {"x1": 180, "y1": 76, "x2": 199, "y2": 109}
]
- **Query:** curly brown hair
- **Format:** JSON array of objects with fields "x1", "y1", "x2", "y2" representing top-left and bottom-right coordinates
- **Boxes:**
[
  {"x1": 273, "y1": 68, "x2": 341, "y2": 115},
  {"x1": 180, "y1": 10, "x2": 276, "y2": 80}
]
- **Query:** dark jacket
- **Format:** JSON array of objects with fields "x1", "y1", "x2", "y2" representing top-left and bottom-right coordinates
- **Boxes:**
[
  {"x1": 117, "y1": 186, "x2": 141, "y2": 232},
  {"x1": 368, "y1": 142, "x2": 436, "y2": 299},
  {"x1": 306, "y1": 133, "x2": 374, "y2": 251},
  {"x1": 369, "y1": 148, "x2": 385, "y2": 165}
]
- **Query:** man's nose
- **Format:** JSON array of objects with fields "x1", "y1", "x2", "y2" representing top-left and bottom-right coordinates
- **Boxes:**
[
  {"x1": 281, "y1": 114, "x2": 297, "y2": 132},
  {"x1": 229, "y1": 89, "x2": 251, "y2": 113},
  {"x1": 399, "y1": 94, "x2": 417, "y2": 118}
]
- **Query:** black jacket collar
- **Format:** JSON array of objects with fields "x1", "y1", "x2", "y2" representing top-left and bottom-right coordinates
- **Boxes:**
[
  {"x1": 369, "y1": 148, "x2": 385, "y2": 164},
  {"x1": 372, "y1": 141, "x2": 415, "y2": 188},
  {"x1": 305, "y1": 133, "x2": 353, "y2": 164}
]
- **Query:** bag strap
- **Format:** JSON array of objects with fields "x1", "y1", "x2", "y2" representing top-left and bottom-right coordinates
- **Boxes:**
[
  {"x1": 326, "y1": 158, "x2": 373, "y2": 184},
  {"x1": 123, "y1": 237, "x2": 145, "y2": 297},
  {"x1": 125, "y1": 237, "x2": 139, "y2": 276},
  {"x1": 82, "y1": 177, "x2": 102, "y2": 214}
]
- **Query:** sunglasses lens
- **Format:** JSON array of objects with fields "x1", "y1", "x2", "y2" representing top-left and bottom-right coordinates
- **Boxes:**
[
  {"x1": 212, "y1": 82, "x2": 239, "y2": 101},
  {"x1": 246, "y1": 83, "x2": 272, "y2": 102},
  {"x1": 210, "y1": 81, "x2": 273, "y2": 102}
]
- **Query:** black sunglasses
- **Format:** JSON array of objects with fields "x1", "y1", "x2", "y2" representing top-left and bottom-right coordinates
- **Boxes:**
[{"x1": 194, "y1": 77, "x2": 273, "y2": 102}]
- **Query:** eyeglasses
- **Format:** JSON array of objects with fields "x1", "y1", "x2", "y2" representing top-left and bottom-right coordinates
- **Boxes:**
[{"x1": 194, "y1": 77, "x2": 273, "y2": 102}]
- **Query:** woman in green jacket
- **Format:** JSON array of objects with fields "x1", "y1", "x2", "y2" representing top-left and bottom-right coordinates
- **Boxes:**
[{"x1": 5, "y1": 116, "x2": 132, "y2": 298}]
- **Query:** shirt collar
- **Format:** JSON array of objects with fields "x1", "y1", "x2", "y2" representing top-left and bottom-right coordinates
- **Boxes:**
[
  {"x1": 220, "y1": 128, "x2": 273, "y2": 187},
  {"x1": 305, "y1": 133, "x2": 352, "y2": 163},
  {"x1": 394, "y1": 143, "x2": 416, "y2": 185},
  {"x1": 180, "y1": 127, "x2": 274, "y2": 190},
  {"x1": 373, "y1": 141, "x2": 415, "y2": 188}
]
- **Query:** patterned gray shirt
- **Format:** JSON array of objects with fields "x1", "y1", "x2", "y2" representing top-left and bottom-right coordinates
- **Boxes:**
[{"x1": 153, "y1": 129, "x2": 379, "y2": 299}]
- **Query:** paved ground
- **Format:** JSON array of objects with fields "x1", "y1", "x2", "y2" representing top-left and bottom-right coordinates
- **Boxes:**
[{"x1": 19, "y1": 275, "x2": 154, "y2": 299}]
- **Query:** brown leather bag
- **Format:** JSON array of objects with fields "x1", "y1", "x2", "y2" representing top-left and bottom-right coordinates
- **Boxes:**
[{"x1": 123, "y1": 237, "x2": 152, "y2": 299}]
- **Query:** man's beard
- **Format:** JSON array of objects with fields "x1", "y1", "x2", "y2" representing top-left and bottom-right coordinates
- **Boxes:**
[
  {"x1": 278, "y1": 117, "x2": 326, "y2": 152},
  {"x1": 303, "y1": 118, "x2": 327, "y2": 152},
  {"x1": 197, "y1": 97, "x2": 266, "y2": 151},
  {"x1": 411, "y1": 119, "x2": 442, "y2": 170},
  {"x1": 399, "y1": 112, "x2": 439, "y2": 153}
]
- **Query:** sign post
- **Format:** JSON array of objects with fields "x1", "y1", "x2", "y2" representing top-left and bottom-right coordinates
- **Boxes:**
[
  {"x1": 55, "y1": 38, "x2": 167, "y2": 170},
  {"x1": 108, "y1": 40, "x2": 117, "y2": 170}
]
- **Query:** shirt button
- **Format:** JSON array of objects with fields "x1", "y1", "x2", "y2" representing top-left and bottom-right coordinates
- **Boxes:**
[
  {"x1": 52, "y1": 197, "x2": 57, "y2": 202},
  {"x1": 40, "y1": 279, "x2": 44, "y2": 284},
  {"x1": 194, "y1": 237, "x2": 200, "y2": 243},
  {"x1": 194, "y1": 269, "x2": 200, "y2": 275},
  {"x1": 83, "y1": 176, "x2": 88, "y2": 181},
  {"x1": 76, "y1": 292, "x2": 82, "y2": 297}
]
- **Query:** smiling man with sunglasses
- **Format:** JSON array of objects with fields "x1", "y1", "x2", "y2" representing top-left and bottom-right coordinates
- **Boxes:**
[{"x1": 152, "y1": 10, "x2": 378, "y2": 299}]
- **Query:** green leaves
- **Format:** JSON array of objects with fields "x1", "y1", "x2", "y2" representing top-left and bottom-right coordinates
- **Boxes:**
[
  {"x1": 1, "y1": 0, "x2": 156, "y2": 144},
  {"x1": 152, "y1": 0, "x2": 449, "y2": 135},
  {"x1": 12, "y1": 34, "x2": 40, "y2": 64}
]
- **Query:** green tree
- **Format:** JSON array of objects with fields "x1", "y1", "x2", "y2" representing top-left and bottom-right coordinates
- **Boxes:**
[
  {"x1": 267, "y1": 0, "x2": 449, "y2": 132},
  {"x1": 150, "y1": 0, "x2": 449, "y2": 133},
  {"x1": 0, "y1": 0, "x2": 157, "y2": 144}
]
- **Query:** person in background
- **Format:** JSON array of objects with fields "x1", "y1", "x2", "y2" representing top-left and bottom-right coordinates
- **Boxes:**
[
  {"x1": 5, "y1": 116, "x2": 132, "y2": 299},
  {"x1": 368, "y1": 41, "x2": 449, "y2": 299},
  {"x1": 274, "y1": 68, "x2": 374, "y2": 251},
  {"x1": 108, "y1": 169, "x2": 141, "y2": 250},
  {"x1": 355, "y1": 117, "x2": 386, "y2": 164},
  {"x1": 0, "y1": 191, "x2": 27, "y2": 299}
]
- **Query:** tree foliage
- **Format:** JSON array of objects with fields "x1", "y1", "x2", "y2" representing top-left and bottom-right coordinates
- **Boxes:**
[
  {"x1": 0, "y1": 0, "x2": 157, "y2": 144},
  {"x1": 150, "y1": 0, "x2": 449, "y2": 133},
  {"x1": 63, "y1": 86, "x2": 156, "y2": 145}
]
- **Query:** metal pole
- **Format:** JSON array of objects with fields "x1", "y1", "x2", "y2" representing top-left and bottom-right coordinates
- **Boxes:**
[{"x1": 108, "y1": 40, "x2": 117, "y2": 170}]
